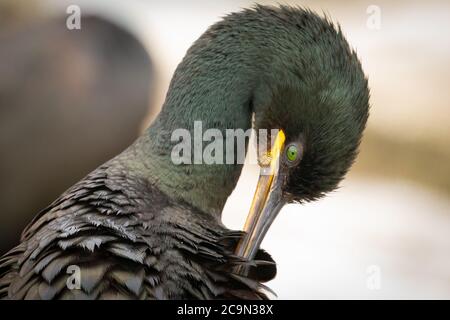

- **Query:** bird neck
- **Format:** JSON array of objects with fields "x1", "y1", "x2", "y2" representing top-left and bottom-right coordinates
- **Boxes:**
[{"x1": 127, "y1": 52, "x2": 260, "y2": 218}]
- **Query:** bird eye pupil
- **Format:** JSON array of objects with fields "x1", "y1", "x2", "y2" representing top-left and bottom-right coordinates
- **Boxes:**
[{"x1": 286, "y1": 145, "x2": 298, "y2": 162}]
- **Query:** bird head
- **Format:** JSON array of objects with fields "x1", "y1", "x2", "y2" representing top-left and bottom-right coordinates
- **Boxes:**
[{"x1": 233, "y1": 5, "x2": 370, "y2": 266}]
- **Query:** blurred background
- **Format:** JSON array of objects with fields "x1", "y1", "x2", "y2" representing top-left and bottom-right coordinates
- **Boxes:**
[{"x1": 0, "y1": 0, "x2": 449, "y2": 299}]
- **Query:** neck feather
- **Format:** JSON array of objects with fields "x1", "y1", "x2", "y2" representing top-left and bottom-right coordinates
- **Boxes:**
[
  {"x1": 126, "y1": 44, "x2": 261, "y2": 216},
  {"x1": 118, "y1": 6, "x2": 306, "y2": 216}
]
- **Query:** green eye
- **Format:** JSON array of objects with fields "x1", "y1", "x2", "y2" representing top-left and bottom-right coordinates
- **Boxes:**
[{"x1": 286, "y1": 145, "x2": 298, "y2": 162}]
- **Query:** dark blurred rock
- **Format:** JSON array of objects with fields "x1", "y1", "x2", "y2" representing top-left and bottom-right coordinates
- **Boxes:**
[{"x1": 0, "y1": 16, "x2": 153, "y2": 254}]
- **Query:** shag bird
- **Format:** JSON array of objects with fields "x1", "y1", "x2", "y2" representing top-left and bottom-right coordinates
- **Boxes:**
[{"x1": 0, "y1": 5, "x2": 369, "y2": 299}]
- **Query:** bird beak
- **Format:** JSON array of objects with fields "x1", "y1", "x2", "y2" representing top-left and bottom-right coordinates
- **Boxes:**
[{"x1": 235, "y1": 130, "x2": 286, "y2": 275}]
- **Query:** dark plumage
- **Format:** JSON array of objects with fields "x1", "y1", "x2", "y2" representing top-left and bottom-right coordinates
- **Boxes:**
[
  {"x1": 0, "y1": 5, "x2": 369, "y2": 299},
  {"x1": 0, "y1": 163, "x2": 273, "y2": 299}
]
